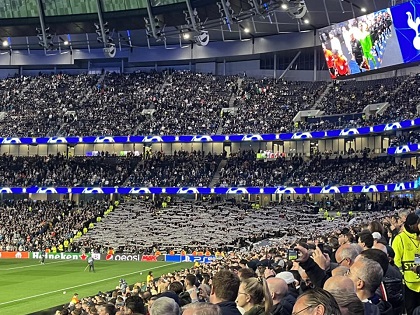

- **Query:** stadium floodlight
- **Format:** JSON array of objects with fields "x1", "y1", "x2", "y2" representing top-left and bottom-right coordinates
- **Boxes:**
[{"x1": 281, "y1": 0, "x2": 308, "y2": 19}]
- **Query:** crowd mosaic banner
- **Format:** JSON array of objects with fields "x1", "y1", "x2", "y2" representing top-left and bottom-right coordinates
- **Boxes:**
[
  {"x1": 0, "y1": 181, "x2": 416, "y2": 194},
  {"x1": 0, "y1": 118, "x2": 419, "y2": 145}
]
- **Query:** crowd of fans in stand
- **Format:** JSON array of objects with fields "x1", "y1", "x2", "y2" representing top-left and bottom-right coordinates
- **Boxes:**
[
  {"x1": 216, "y1": 151, "x2": 303, "y2": 187},
  {"x1": 0, "y1": 150, "x2": 416, "y2": 188},
  {"x1": 285, "y1": 155, "x2": 418, "y2": 187},
  {"x1": 125, "y1": 150, "x2": 222, "y2": 187},
  {"x1": 0, "y1": 199, "x2": 109, "y2": 253},
  {"x1": 0, "y1": 73, "x2": 99, "y2": 137},
  {"x1": 1, "y1": 71, "x2": 420, "y2": 138},
  {"x1": 215, "y1": 150, "x2": 418, "y2": 187},
  {"x1": 221, "y1": 79, "x2": 327, "y2": 134},
  {"x1": 316, "y1": 77, "x2": 403, "y2": 116},
  {"x1": 49, "y1": 197, "x2": 420, "y2": 315},
  {"x1": 0, "y1": 153, "x2": 141, "y2": 187},
  {"x1": 389, "y1": 130, "x2": 420, "y2": 147},
  {"x1": 59, "y1": 72, "x2": 165, "y2": 136},
  {"x1": 136, "y1": 72, "x2": 236, "y2": 136}
]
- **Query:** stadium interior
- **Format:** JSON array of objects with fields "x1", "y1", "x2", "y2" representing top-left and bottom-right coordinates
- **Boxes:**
[{"x1": 1, "y1": 0, "x2": 420, "y2": 315}]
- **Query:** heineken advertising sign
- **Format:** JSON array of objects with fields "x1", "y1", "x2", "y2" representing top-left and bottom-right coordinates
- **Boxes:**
[{"x1": 31, "y1": 252, "x2": 101, "y2": 260}]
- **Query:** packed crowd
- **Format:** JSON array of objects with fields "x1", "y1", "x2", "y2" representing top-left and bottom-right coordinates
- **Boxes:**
[
  {"x1": 59, "y1": 72, "x2": 165, "y2": 136},
  {"x1": 75, "y1": 198, "x2": 327, "y2": 251},
  {"x1": 215, "y1": 151, "x2": 418, "y2": 188},
  {"x1": 221, "y1": 79, "x2": 327, "y2": 134},
  {"x1": 0, "y1": 74, "x2": 99, "y2": 137},
  {"x1": 125, "y1": 150, "x2": 222, "y2": 187},
  {"x1": 389, "y1": 130, "x2": 420, "y2": 147},
  {"x1": 0, "y1": 72, "x2": 420, "y2": 137},
  {"x1": 0, "y1": 199, "x2": 110, "y2": 253},
  {"x1": 53, "y1": 198, "x2": 420, "y2": 315},
  {"x1": 136, "y1": 72, "x2": 236, "y2": 135},
  {"x1": 285, "y1": 155, "x2": 418, "y2": 187},
  {"x1": 216, "y1": 151, "x2": 303, "y2": 187},
  {"x1": 0, "y1": 153, "x2": 141, "y2": 187},
  {"x1": 316, "y1": 77, "x2": 403, "y2": 116},
  {"x1": 0, "y1": 150, "x2": 415, "y2": 188}
]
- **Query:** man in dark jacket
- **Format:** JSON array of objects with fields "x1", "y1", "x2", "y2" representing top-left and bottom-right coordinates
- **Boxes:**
[
  {"x1": 210, "y1": 270, "x2": 241, "y2": 315},
  {"x1": 267, "y1": 277, "x2": 295, "y2": 315},
  {"x1": 347, "y1": 256, "x2": 393, "y2": 315}
]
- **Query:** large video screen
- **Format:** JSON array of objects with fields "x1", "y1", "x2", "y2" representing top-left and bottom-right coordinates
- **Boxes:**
[
  {"x1": 391, "y1": 0, "x2": 420, "y2": 64},
  {"x1": 318, "y1": 1, "x2": 420, "y2": 79}
]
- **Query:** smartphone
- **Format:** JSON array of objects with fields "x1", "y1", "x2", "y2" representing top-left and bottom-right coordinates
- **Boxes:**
[
  {"x1": 318, "y1": 243, "x2": 324, "y2": 252},
  {"x1": 287, "y1": 249, "x2": 298, "y2": 261}
]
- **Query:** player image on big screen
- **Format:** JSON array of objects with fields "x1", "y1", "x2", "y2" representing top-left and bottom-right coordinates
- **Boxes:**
[{"x1": 319, "y1": 8, "x2": 404, "y2": 79}]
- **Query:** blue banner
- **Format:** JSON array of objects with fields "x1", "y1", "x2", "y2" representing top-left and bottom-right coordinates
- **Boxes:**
[
  {"x1": 0, "y1": 181, "x2": 415, "y2": 194},
  {"x1": 0, "y1": 118, "x2": 419, "y2": 145},
  {"x1": 387, "y1": 143, "x2": 420, "y2": 154},
  {"x1": 165, "y1": 255, "x2": 216, "y2": 263}
]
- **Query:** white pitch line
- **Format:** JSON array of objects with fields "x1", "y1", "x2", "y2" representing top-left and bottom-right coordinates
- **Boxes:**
[
  {"x1": 0, "y1": 260, "x2": 71, "y2": 271},
  {"x1": 0, "y1": 262, "x2": 182, "y2": 306}
]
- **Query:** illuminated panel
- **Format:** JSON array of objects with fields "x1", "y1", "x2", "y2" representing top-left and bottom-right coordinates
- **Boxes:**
[
  {"x1": 319, "y1": 5, "x2": 403, "y2": 78},
  {"x1": 0, "y1": 182, "x2": 415, "y2": 194}
]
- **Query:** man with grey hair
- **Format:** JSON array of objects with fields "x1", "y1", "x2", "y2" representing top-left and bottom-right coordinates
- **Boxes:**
[
  {"x1": 335, "y1": 244, "x2": 360, "y2": 268},
  {"x1": 296, "y1": 243, "x2": 359, "y2": 288},
  {"x1": 183, "y1": 302, "x2": 222, "y2": 315},
  {"x1": 346, "y1": 256, "x2": 392, "y2": 315},
  {"x1": 149, "y1": 297, "x2": 180, "y2": 315}
]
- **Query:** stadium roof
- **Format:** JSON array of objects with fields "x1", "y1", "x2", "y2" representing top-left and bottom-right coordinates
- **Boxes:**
[{"x1": 0, "y1": 0, "x2": 406, "y2": 49}]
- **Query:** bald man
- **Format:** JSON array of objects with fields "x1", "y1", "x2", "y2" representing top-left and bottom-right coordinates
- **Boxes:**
[
  {"x1": 331, "y1": 266, "x2": 349, "y2": 277},
  {"x1": 267, "y1": 278, "x2": 296, "y2": 315},
  {"x1": 324, "y1": 276, "x2": 355, "y2": 293},
  {"x1": 324, "y1": 276, "x2": 364, "y2": 315},
  {"x1": 372, "y1": 242, "x2": 387, "y2": 254}
]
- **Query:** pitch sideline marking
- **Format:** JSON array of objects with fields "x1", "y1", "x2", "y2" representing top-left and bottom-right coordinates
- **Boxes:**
[
  {"x1": 0, "y1": 262, "x2": 182, "y2": 306},
  {"x1": 0, "y1": 260, "x2": 71, "y2": 271}
]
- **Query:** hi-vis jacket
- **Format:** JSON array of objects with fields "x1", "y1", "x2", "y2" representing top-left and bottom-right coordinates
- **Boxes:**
[{"x1": 392, "y1": 230, "x2": 420, "y2": 292}]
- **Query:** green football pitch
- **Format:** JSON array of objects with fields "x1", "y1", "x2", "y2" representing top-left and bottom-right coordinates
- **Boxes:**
[{"x1": 0, "y1": 259, "x2": 193, "y2": 315}]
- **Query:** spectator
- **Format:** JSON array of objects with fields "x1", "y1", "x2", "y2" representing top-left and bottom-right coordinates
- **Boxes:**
[
  {"x1": 392, "y1": 213, "x2": 420, "y2": 315},
  {"x1": 149, "y1": 297, "x2": 180, "y2": 315},
  {"x1": 324, "y1": 276, "x2": 364, "y2": 315},
  {"x1": 266, "y1": 277, "x2": 295, "y2": 315},
  {"x1": 357, "y1": 230, "x2": 374, "y2": 250},
  {"x1": 236, "y1": 277, "x2": 273, "y2": 315},
  {"x1": 183, "y1": 302, "x2": 222, "y2": 315},
  {"x1": 291, "y1": 288, "x2": 341, "y2": 315},
  {"x1": 209, "y1": 270, "x2": 241, "y2": 315}
]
